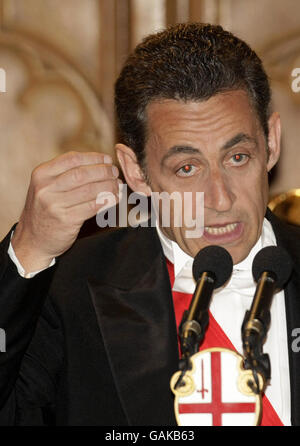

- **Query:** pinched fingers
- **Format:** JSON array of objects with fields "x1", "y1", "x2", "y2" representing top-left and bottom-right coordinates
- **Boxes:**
[
  {"x1": 62, "y1": 193, "x2": 119, "y2": 225},
  {"x1": 52, "y1": 163, "x2": 119, "y2": 192},
  {"x1": 56, "y1": 178, "x2": 122, "y2": 209},
  {"x1": 38, "y1": 151, "x2": 113, "y2": 177}
]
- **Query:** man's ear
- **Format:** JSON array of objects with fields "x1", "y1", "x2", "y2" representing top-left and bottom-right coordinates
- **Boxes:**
[
  {"x1": 267, "y1": 112, "x2": 281, "y2": 172},
  {"x1": 116, "y1": 143, "x2": 152, "y2": 196}
]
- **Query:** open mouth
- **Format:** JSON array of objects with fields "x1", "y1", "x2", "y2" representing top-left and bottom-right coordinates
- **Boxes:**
[
  {"x1": 203, "y1": 222, "x2": 243, "y2": 243},
  {"x1": 204, "y1": 222, "x2": 238, "y2": 235}
]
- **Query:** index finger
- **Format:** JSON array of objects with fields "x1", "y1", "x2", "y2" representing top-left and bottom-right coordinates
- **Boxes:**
[{"x1": 40, "y1": 151, "x2": 113, "y2": 177}]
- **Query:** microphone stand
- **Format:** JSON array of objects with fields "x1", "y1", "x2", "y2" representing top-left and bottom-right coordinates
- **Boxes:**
[
  {"x1": 241, "y1": 272, "x2": 275, "y2": 393},
  {"x1": 241, "y1": 319, "x2": 271, "y2": 395},
  {"x1": 175, "y1": 272, "x2": 214, "y2": 389}
]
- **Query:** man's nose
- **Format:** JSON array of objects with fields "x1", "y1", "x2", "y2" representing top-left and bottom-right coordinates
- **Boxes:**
[{"x1": 204, "y1": 169, "x2": 236, "y2": 212}]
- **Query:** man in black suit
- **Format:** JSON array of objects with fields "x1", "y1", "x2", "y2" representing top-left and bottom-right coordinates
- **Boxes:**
[{"x1": 0, "y1": 23, "x2": 300, "y2": 426}]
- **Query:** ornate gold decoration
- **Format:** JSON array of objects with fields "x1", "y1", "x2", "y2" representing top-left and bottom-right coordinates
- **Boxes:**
[
  {"x1": 170, "y1": 370, "x2": 196, "y2": 398},
  {"x1": 269, "y1": 189, "x2": 300, "y2": 226}
]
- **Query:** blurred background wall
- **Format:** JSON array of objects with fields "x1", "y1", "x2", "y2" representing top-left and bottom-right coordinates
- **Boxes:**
[{"x1": 0, "y1": 0, "x2": 299, "y2": 238}]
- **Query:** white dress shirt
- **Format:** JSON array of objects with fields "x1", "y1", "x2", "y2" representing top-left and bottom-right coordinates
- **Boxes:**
[
  {"x1": 156, "y1": 218, "x2": 291, "y2": 425},
  {"x1": 8, "y1": 232, "x2": 55, "y2": 278}
]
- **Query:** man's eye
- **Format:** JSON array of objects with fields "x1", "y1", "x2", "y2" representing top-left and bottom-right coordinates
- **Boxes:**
[
  {"x1": 230, "y1": 153, "x2": 249, "y2": 165},
  {"x1": 176, "y1": 164, "x2": 196, "y2": 177}
]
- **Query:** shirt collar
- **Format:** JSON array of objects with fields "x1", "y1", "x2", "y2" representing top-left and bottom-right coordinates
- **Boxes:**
[
  {"x1": 155, "y1": 223, "x2": 193, "y2": 277},
  {"x1": 156, "y1": 218, "x2": 277, "y2": 277}
]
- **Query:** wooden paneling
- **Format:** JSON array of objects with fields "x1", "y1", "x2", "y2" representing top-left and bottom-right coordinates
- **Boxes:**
[{"x1": 0, "y1": 0, "x2": 299, "y2": 237}]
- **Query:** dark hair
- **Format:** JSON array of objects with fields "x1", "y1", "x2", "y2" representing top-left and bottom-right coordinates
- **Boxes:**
[{"x1": 115, "y1": 23, "x2": 271, "y2": 166}]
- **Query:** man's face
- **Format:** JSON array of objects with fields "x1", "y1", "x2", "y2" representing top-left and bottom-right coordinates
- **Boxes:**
[
  {"x1": 117, "y1": 90, "x2": 281, "y2": 265},
  {"x1": 141, "y1": 91, "x2": 280, "y2": 264}
]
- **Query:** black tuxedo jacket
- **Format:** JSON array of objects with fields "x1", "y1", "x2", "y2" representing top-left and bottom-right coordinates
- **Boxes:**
[{"x1": 0, "y1": 210, "x2": 299, "y2": 426}]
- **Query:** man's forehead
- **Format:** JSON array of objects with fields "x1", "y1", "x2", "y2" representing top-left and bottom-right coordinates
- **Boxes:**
[
  {"x1": 145, "y1": 90, "x2": 256, "y2": 125},
  {"x1": 144, "y1": 90, "x2": 259, "y2": 145}
]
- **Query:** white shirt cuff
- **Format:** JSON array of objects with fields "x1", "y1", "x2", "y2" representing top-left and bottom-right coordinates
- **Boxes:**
[{"x1": 8, "y1": 232, "x2": 55, "y2": 279}]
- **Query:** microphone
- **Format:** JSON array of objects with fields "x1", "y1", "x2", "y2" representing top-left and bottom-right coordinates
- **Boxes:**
[
  {"x1": 242, "y1": 246, "x2": 293, "y2": 387},
  {"x1": 242, "y1": 246, "x2": 293, "y2": 347},
  {"x1": 180, "y1": 245, "x2": 233, "y2": 359}
]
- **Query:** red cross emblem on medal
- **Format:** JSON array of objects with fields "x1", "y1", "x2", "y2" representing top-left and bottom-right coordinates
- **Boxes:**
[{"x1": 171, "y1": 348, "x2": 262, "y2": 426}]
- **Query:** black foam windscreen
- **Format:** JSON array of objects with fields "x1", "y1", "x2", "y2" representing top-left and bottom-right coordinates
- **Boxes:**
[
  {"x1": 192, "y1": 245, "x2": 233, "y2": 289},
  {"x1": 252, "y1": 246, "x2": 293, "y2": 288}
]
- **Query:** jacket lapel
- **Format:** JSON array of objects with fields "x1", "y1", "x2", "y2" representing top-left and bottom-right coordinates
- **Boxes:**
[
  {"x1": 267, "y1": 210, "x2": 300, "y2": 425},
  {"x1": 87, "y1": 226, "x2": 179, "y2": 425}
]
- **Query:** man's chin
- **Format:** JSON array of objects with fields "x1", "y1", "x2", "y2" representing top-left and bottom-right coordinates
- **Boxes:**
[
  {"x1": 227, "y1": 248, "x2": 251, "y2": 265},
  {"x1": 182, "y1": 236, "x2": 252, "y2": 265}
]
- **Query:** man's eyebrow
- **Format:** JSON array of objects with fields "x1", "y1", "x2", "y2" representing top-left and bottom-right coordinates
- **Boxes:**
[
  {"x1": 221, "y1": 132, "x2": 258, "y2": 150},
  {"x1": 160, "y1": 133, "x2": 258, "y2": 166},
  {"x1": 160, "y1": 146, "x2": 200, "y2": 166}
]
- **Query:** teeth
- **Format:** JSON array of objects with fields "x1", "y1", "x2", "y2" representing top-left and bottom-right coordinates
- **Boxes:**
[{"x1": 204, "y1": 223, "x2": 238, "y2": 235}]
